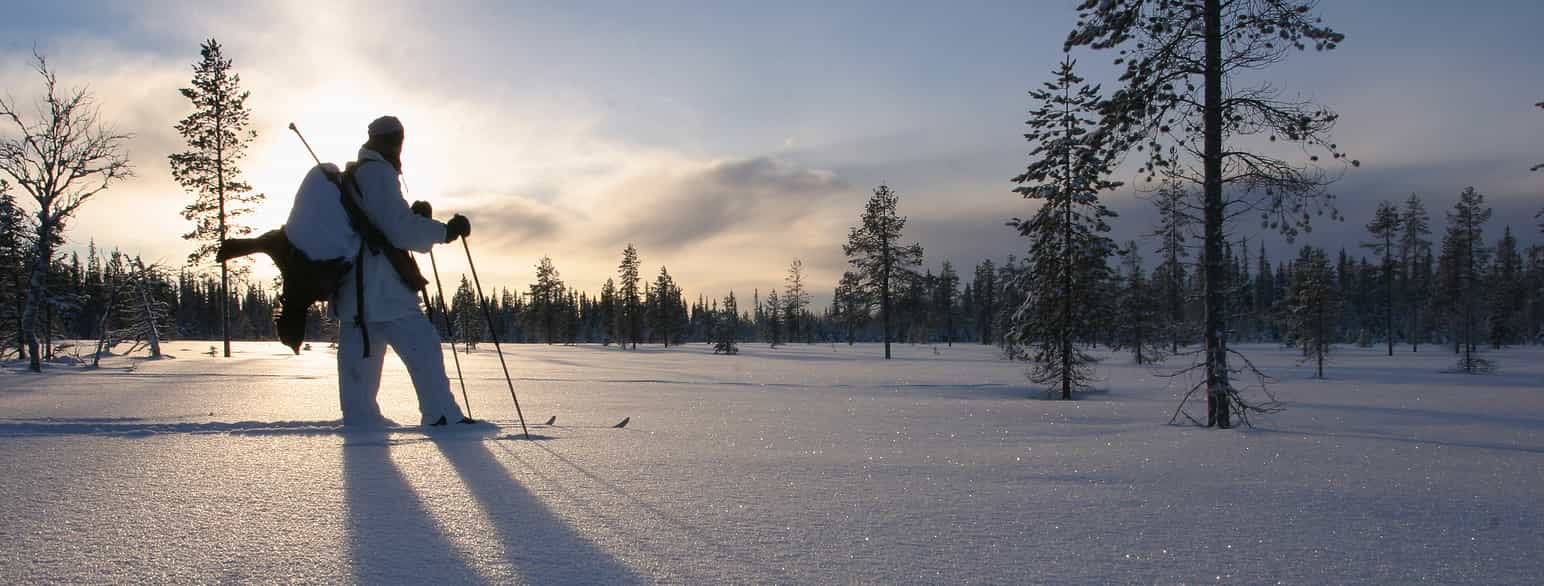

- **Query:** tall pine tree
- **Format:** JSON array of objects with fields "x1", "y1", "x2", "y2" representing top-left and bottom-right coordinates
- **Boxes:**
[
  {"x1": 1364, "y1": 200, "x2": 1400, "y2": 356},
  {"x1": 843, "y1": 185, "x2": 924, "y2": 360},
  {"x1": 1441, "y1": 187, "x2": 1492, "y2": 373},
  {"x1": 1487, "y1": 227, "x2": 1523, "y2": 348},
  {"x1": 616, "y1": 244, "x2": 642, "y2": 349},
  {"x1": 1399, "y1": 194, "x2": 1432, "y2": 351},
  {"x1": 1067, "y1": 0, "x2": 1353, "y2": 427},
  {"x1": 169, "y1": 39, "x2": 262, "y2": 358},
  {"x1": 1150, "y1": 180, "x2": 1192, "y2": 353}
]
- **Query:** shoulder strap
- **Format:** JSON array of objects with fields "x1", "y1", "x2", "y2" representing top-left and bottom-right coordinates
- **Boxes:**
[{"x1": 333, "y1": 162, "x2": 393, "y2": 255}]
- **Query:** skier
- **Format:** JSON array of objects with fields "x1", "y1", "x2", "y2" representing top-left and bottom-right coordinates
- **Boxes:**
[{"x1": 332, "y1": 115, "x2": 473, "y2": 426}]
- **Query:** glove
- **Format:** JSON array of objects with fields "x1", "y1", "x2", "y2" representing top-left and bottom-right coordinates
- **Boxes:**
[
  {"x1": 445, "y1": 214, "x2": 471, "y2": 242},
  {"x1": 410, "y1": 200, "x2": 433, "y2": 218}
]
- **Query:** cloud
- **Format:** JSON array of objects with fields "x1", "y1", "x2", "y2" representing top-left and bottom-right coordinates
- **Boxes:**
[
  {"x1": 602, "y1": 157, "x2": 849, "y2": 251},
  {"x1": 448, "y1": 190, "x2": 564, "y2": 248}
]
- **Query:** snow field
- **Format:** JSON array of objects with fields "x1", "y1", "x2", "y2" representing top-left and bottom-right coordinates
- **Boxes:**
[{"x1": 2, "y1": 340, "x2": 1542, "y2": 584}]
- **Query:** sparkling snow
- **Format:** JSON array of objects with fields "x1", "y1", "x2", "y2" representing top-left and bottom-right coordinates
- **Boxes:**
[{"x1": 3, "y1": 341, "x2": 1542, "y2": 584}]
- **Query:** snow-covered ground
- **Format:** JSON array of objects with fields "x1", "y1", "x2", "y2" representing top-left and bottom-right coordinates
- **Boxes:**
[{"x1": 2, "y1": 340, "x2": 1542, "y2": 584}]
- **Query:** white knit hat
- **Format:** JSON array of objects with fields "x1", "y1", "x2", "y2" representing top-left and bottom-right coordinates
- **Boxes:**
[{"x1": 367, "y1": 115, "x2": 403, "y2": 137}]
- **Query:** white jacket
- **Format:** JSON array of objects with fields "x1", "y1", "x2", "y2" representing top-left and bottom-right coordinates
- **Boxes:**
[{"x1": 329, "y1": 148, "x2": 447, "y2": 324}]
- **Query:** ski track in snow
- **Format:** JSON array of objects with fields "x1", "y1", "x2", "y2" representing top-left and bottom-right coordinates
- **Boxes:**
[{"x1": 2, "y1": 340, "x2": 1542, "y2": 584}]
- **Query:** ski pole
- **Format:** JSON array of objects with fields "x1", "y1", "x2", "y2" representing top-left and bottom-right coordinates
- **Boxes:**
[
  {"x1": 461, "y1": 236, "x2": 530, "y2": 439},
  {"x1": 426, "y1": 248, "x2": 472, "y2": 418},
  {"x1": 398, "y1": 173, "x2": 473, "y2": 418},
  {"x1": 288, "y1": 122, "x2": 323, "y2": 165}
]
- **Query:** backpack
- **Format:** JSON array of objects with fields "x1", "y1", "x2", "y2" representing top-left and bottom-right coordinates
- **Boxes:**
[{"x1": 217, "y1": 160, "x2": 428, "y2": 355}]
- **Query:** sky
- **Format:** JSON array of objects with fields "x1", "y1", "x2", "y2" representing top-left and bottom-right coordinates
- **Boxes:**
[{"x1": 3, "y1": 0, "x2": 1542, "y2": 305}]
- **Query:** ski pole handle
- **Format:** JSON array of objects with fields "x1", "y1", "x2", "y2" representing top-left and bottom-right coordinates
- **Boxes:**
[{"x1": 288, "y1": 122, "x2": 324, "y2": 166}]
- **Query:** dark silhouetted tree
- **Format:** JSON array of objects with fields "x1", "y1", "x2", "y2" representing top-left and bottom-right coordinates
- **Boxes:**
[
  {"x1": 1149, "y1": 180, "x2": 1194, "y2": 352},
  {"x1": 0, "y1": 53, "x2": 133, "y2": 371},
  {"x1": 763, "y1": 289, "x2": 783, "y2": 348},
  {"x1": 1440, "y1": 187, "x2": 1492, "y2": 373},
  {"x1": 1067, "y1": 0, "x2": 1354, "y2": 426},
  {"x1": 617, "y1": 244, "x2": 642, "y2": 349},
  {"x1": 1285, "y1": 246, "x2": 1337, "y2": 378},
  {"x1": 714, "y1": 291, "x2": 739, "y2": 355},
  {"x1": 843, "y1": 184, "x2": 924, "y2": 360},
  {"x1": 833, "y1": 271, "x2": 869, "y2": 345},
  {"x1": 933, "y1": 261, "x2": 960, "y2": 347},
  {"x1": 1487, "y1": 227, "x2": 1523, "y2": 348},
  {"x1": 1113, "y1": 241, "x2": 1165, "y2": 364},
  {"x1": 783, "y1": 259, "x2": 808, "y2": 343},
  {"x1": 973, "y1": 260, "x2": 997, "y2": 345},
  {"x1": 1008, "y1": 56, "x2": 1119, "y2": 399},
  {"x1": 169, "y1": 39, "x2": 262, "y2": 359},
  {"x1": 528, "y1": 256, "x2": 564, "y2": 343},
  {"x1": 1364, "y1": 200, "x2": 1400, "y2": 356},
  {"x1": 1399, "y1": 193, "x2": 1432, "y2": 351}
]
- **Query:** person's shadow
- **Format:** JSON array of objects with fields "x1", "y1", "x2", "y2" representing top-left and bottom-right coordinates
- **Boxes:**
[
  {"x1": 342, "y1": 432, "x2": 641, "y2": 585},
  {"x1": 432, "y1": 436, "x2": 643, "y2": 585},
  {"x1": 342, "y1": 433, "x2": 484, "y2": 584}
]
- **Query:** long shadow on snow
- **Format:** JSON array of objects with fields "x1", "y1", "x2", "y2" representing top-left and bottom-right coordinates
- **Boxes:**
[
  {"x1": 494, "y1": 441, "x2": 798, "y2": 584},
  {"x1": 342, "y1": 435, "x2": 485, "y2": 584},
  {"x1": 432, "y1": 437, "x2": 644, "y2": 585},
  {"x1": 1279, "y1": 362, "x2": 1544, "y2": 391},
  {"x1": 1246, "y1": 427, "x2": 1544, "y2": 456},
  {"x1": 0, "y1": 418, "x2": 515, "y2": 441},
  {"x1": 1286, "y1": 401, "x2": 1544, "y2": 431},
  {"x1": 0, "y1": 418, "x2": 376, "y2": 438}
]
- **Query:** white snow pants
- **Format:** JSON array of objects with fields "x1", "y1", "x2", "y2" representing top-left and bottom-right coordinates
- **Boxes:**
[{"x1": 337, "y1": 314, "x2": 465, "y2": 426}]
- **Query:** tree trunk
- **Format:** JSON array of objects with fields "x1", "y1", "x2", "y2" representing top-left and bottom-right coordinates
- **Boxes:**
[
  {"x1": 134, "y1": 263, "x2": 161, "y2": 358},
  {"x1": 1385, "y1": 235, "x2": 1394, "y2": 357},
  {"x1": 44, "y1": 302, "x2": 53, "y2": 361},
  {"x1": 882, "y1": 246, "x2": 892, "y2": 360},
  {"x1": 20, "y1": 214, "x2": 53, "y2": 372},
  {"x1": 1202, "y1": 0, "x2": 1231, "y2": 428}
]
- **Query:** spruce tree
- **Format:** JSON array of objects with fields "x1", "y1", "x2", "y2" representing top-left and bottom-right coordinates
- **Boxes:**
[
  {"x1": 1285, "y1": 246, "x2": 1338, "y2": 379},
  {"x1": 1525, "y1": 245, "x2": 1544, "y2": 343},
  {"x1": 650, "y1": 266, "x2": 680, "y2": 347},
  {"x1": 1067, "y1": 0, "x2": 1353, "y2": 427},
  {"x1": 764, "y1": 289, "x2": 783, "y2": 348},
  {"x1": 1150, "y1": 180, "x2": 1192, "y2": 353},
  {"x1": 529, "y1": 256, "x2": 564, "y2": 344},
  {"x1": 598, "y1": 278, "x2": 617, "y2": 346},
  {"x1": 1253, "y1": 243, "x2": 1277, "y2": 341},
  {"x1": 833, "y1": 271, "x2": 869, "y2": 345},
  {"x1": 934, "y1": 261, "x2": 960, "y2": 347},
  {"x1": 0, "y1": 185, "x2": 30, "y2": 358},
  {"x1": 1113, "y1": 241, "x2": 1165, "y2": 364},
  {"x1": 1441, "y1": 187, "x2": 1492, "y2": 372},
  {"x1": 1008, "y1": 56, "x2": 1118, "y2": 399},
  {"x1": 451, "y1": 276, "x2": 482, "y2": 351},
  {"x1": 973, "y1": 260, "x2": 997, "y2": 345},
  {"x1": 617, "y1": 244, "x2": 642, "y2": 349},
  {"x1": 713, "y1": 291, "x2": 740, "y2": 355},
  {"x1": 169, "y1": 39, "x2": 261, "y2": 359},
  {"x1": 1364, "y1": 200, "x2": 1400, "y2": 356},
  {"x1": 1487, "y1": 227, "x2": 1522, "y2": 348},
  {"x1": 843, "y1": 185, "x2": 924, "y2": 360}
]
